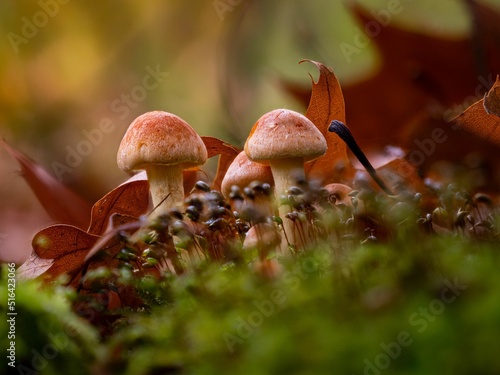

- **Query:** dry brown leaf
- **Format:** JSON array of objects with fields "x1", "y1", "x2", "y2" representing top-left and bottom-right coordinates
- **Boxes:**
[
  {"x1": 184, "y1": 168, "x2": 209, "y2": 193},
  {"x1": 84, "y1": 215, "x2": 144, "y2": 263},
  {"x1": 201, "y1": 136, "x2": 241, "y2": 191},
  {"x1": 282, "y1": 1, "x2": 500, "y2": 154},
  {"x1": 16, "y1": 253, "x2": 54, "y2": 281},
  {"x1": 32, "y1": 224, "x2": 99, "y2": 283},
  {"x1": 339, "y1": 1, "x2": 495, "y2": 152},
  {"x1": 346, "y1": 144, "x2": 424, "y2": 194},
  {"x1": 30, "y1": 213, "x2": 139, "y2": 286},
  {"x1": 24, "y1": 177, "x2": 151, "y2": 284},
  {"x1": 294, "y1": 60, "x2": 422, "y2": 193},
  {"x1": 1, "y1": 140, "x2": 92, "y2": 229},
  {"x1": 483, "y1": 76, "x2": 500, "y2": 116},
  {"x1": 452, "y1": 76, "x2": 500, "y2": 147},
  {"x1": 88, "y1": 179, "x2": 149, "y2": 235},
  {"x1": 301, "y1": 60, "x2": 353, "y2": 184},
  {"x1": 376, "y1": 156, "x2": 425, "y2": 193}
]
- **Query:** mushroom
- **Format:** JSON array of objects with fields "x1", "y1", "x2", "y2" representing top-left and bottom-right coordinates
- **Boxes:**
[
  {"x1": 319, "y1": 183, "x2": 362, "y2": 222},
  {"x1": 244, "y1": 109, "x2": 327, "y2": 250},
  {"x1": 221, "y1": 151, "x2": 274, "y2": 218},
  {"x1": 323, "y1": 183, "x2": 354, "y2": 208},
  {"x1": 242, "y1": 223, "x2": 281, "y2": 259},
  {"x1": 243, "y1": 223, "x2": 282, "y2": 279},
  {"x1": 221, "y1": 151, "x2": 274, "y2": 198},
  {"x1": 117, "y1": 111, "x2": 207, "y2": 219}
]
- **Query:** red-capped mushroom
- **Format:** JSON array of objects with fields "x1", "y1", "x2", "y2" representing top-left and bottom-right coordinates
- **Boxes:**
[
  {"x1": 117, "y1": 111, "x2": 207, "y2": 218},
  {"x1": 245, "y1": 109, "x2": 327, "y2": 249}
]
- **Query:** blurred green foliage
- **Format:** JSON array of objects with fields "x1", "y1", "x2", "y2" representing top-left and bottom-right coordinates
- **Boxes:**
[
  {"x1": 0, "y1": 265, "x2": 100, "y2": 374},
  {"x1": 101, "y1": 235, "x2": 500, "y2": 375},
  {"x1": 3, "y1": 233, "x2": 500, "y2": 374}
]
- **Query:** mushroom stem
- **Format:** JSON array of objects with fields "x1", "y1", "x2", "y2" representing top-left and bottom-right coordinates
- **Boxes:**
[
  {"x1": 269, "y1": 157, "x2": 305, "y2": 251},
  {"x1": 146, "y1": 165, "x2": 184, "y2": 218}
]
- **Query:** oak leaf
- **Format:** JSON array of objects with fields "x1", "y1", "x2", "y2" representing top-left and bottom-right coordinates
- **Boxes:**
[
  {"x1": 19, "y1": 179, "x2": 150, "y2": 284},
  {"x1": 183, "y1": 168, "x2": 209, "y2": 193},
  {"x1": 452, "y1": 76, "x2": 500, "y2": 147},
  {"x1": 31, "y1": 224, "x2": 100, "y2": 284},
  {"x1": 87, "y1": 179, "x2": 149, "y2": 235},
  {"x1": 300, "y1": 60, "x2": 421, "y2": 193},
  {"x1": 301, "y1": 60, "x2": 353, "y2": 184},
  {"x1": 201, "y1": 136, "x2": 240, "y2": 191},
  {"x1": 483, "y1": 76, "x2": 500, "y2": 117},
  {"x1": 282, "y1": 1, "x2": 500, "y2": 154}
]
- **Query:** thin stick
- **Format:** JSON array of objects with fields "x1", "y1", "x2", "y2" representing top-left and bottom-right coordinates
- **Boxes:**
[{"x1": 328, "y1": 120, "x2": 394, "y2": 195}]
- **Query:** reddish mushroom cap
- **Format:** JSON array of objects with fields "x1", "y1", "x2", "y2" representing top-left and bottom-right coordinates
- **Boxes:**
[
  {"x1": 221, "y1": 151, "x2": 274, "y2": 197},
  {"x1": 117, "y1": 111, "x2": 207, "y2": 172},
  {"x1": 244, "y1": 109, "x2": 327, "y2": 163}
]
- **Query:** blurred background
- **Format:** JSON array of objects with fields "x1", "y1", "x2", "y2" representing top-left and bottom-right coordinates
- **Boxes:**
[{"x1": 0, "y1": 0, "x2": 497, "y2": 263}]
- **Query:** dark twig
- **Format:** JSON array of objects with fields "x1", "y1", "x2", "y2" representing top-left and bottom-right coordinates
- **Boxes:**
[{"x1": 328, "y1": 120, "x2": 394, "y2": 195}]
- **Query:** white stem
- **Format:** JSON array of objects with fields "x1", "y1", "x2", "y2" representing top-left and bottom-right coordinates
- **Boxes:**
[
  {"x1": 146, "y1": 165, "x2": 184, "y2": 219},
  {"x1": 269, "y1": 158, "x2": 305, "y2": 251}
]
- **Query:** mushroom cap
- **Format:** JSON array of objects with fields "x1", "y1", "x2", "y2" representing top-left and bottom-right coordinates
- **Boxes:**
[
  {"x1": 117, "y1": 111, "x2": 207, "y2": 172},
  {"x1": 221, "y1": 151, "x2": 274, "y2": 197},
  {"x1": 244, "y1": 109, "x2": 327, "y2": 163},
  {"x1": 243, "y1": 223, "x2": 281, "y2": 252},
  {"x1": 323, "y1": 183, "x2": 353, "y2": 206}
]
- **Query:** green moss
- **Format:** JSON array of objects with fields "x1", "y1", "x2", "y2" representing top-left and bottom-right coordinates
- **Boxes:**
[
  {"x1": 3, "y1": 233, "x2": 500, "y2": 374},
  {"x1": 88, "y1": 234, "x2": 499, "y2": 374},
  {"x1": 0, "y1": 269, "x2": 100, "y2": 375}
]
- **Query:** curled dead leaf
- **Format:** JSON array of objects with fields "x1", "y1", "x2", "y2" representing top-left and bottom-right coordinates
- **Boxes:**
[
  {"x1": 184, "y1": 167, "x2": 209, "y2": 194},
  {"x1": 298, "y1": 60, "x2": 423, "y2": 194},
  {"x1": 23, "y1": 178, "x2": 151, "y2": 285},
  {"x1": 452, "y1": 76, "x2": 500, "y2": 147},
  {"x1": 88, "y1": 179, "x2": 149, "y2": 235},
  {"x1": 483, "y1": 76, "x2": 500, "y2": 117},
  {"x1": 301, "y1": 60, "x2": 353, "y2": 183},
  {"x1": 16, "y1": 253, "x2": 54, "y2": 281},
  {"x1": 201, "y1": 136, "x2": 240, "y2": 191},
  {"x1": 32, "y1": 224, "x2": 99, "y2": 283}
]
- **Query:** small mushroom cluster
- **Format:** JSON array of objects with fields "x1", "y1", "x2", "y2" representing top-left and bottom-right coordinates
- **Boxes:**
[
  {"x1": 243, "y1": 109, "x2": 327, "y2": 251},
  {"x1": 117, "y1": 109, "x2": 327, "y2": 258},
  {"x1": 116, "y1": 109, "x2": 500, "y2": 273},
  {"x1": 117, "y1": 108, "x2": 329, "y2": 262}
]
